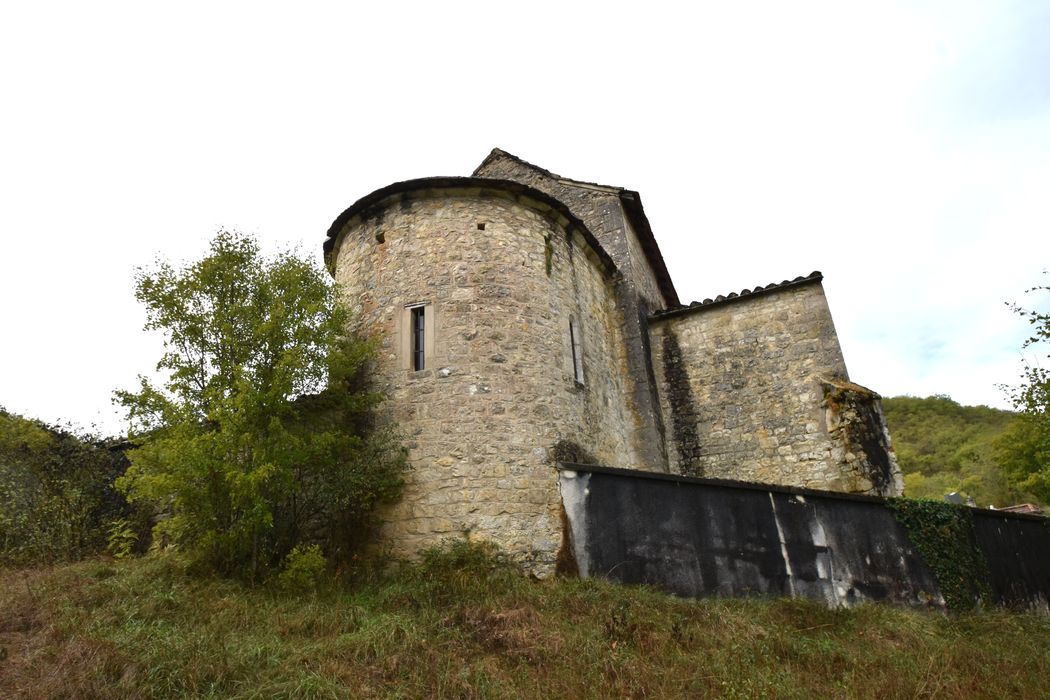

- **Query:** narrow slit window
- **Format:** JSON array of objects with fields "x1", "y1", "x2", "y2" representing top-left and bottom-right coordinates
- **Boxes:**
[
  {"x1": 570, "y1": 318, "x2": 584, "y2": 385},
  {"x1": 411, "y1": 306, "x2": 426, "y2": 371}
]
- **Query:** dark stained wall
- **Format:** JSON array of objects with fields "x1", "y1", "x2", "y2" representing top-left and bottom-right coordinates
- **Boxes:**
[
  {"x1": 972, "y1": 511, "x2": 1050, "y2": 609},
  {"x1": 559, "y1": 464, "x2": 1050, "y2": 610}
]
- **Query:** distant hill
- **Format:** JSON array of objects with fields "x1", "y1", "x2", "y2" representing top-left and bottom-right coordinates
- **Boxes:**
[{"x1": 881, "y1": 395, "x2": 1037, "y2": 507}]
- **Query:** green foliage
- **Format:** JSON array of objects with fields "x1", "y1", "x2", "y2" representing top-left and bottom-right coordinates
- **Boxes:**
[
  {"x1": 887, "y1": 498, "x2": 992, "y2": 610},
  {"x1": 882, "y1": 395, "x2": 1034, "y2": 506},
  {"x1": 999, "y1": 275, "x2": 1050, "y2": 503},
  {"x1": 0, "y1": 409, "x2": 131, "y2": 564},
  {"x1": 115, "y1": 231, "x2": 407, "y2": 580},
  {"x1": 106, "y1": 518, "x2": 139, "y2": 559},
  {"x1": 996, "y1": 414, "x2": 1050, "y2": 502},
  {"x1": 417, "y1": 538, "x2": 517, "y2": 599},
  {"x1": 275, "y1": 544, "x2": 328, "y2": 593},
  {"x1": 420, "y1": 538, "x2": 511, "y2": 574}
]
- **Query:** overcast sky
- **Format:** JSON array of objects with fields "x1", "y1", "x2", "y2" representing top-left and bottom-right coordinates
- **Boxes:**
[{"x1": 2, "y1": 1, "x2": 1048, "y2": 434}]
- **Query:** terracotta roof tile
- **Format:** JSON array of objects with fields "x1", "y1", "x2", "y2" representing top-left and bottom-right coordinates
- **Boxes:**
[{"x1": 651, "y1": 271, "x2": 823, "y2": 320}]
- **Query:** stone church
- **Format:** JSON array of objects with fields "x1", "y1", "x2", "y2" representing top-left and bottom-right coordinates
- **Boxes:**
[{"x1": 324, "y1": 148, "x2": 902, "y2": 575}]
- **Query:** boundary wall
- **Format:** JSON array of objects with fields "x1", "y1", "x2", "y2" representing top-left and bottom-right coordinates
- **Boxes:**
[{"x1": 558, "y1": 463, "x2": 1050, "y2": 610}]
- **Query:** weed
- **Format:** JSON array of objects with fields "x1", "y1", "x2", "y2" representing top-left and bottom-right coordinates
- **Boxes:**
[{"x1": 275, "y1": 544, "x2": 328, "y2": 595}]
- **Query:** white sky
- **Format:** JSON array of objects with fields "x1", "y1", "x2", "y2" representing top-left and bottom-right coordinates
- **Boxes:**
[{"x1": 1, "y1": 1, "x2": 1048, "y2": 435}]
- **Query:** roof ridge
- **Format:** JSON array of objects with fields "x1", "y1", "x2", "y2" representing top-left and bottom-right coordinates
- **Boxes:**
[
  {"x1": 473, "y1": 147, "x2": 625, "y2": 192},
  {"x1": 472, "y1": 148, "x2": 679, "y2": 307},
  {"x1": 651, "y1": 271, "x2": 823, "y2": 320}
]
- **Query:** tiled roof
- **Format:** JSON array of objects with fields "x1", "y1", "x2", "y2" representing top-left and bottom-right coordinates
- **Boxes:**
[{"x1": 651, "y1": 271, "x2": 823, "y2": 320}]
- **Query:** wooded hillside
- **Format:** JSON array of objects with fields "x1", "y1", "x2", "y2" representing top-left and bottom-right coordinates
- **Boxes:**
[{"x1": 881, "y1": 395, "x2": 1038, "y2": 507}]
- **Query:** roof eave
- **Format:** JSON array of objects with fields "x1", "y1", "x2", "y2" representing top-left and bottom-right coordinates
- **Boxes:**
[
  {"x1": 618, "y1": 190, "x2": 680, "y2": 308},
  {"x1": 650, "y1": 271, "x2": 824, "y2": 321},
  {"x1": 323, "y1": 176, "x2": 618, "y2": 279}
]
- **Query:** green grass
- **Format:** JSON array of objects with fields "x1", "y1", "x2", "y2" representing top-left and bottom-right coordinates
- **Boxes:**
[{"x1": 3, "y1": 544, "x2": 1050, "y2": 699}]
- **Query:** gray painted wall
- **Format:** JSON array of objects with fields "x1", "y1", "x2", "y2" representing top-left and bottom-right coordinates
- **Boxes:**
[{"x1": 559, "y1": 464, "x2": 1050, "y2": 610}]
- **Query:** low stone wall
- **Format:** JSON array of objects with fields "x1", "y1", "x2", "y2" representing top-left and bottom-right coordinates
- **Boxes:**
[{"x1": 558, "y1": 464, "x2": 1050, "y2": 610}]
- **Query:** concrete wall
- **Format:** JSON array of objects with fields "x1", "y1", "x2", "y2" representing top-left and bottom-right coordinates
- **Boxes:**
[
  {"x1": 560, "y1": 465, "x2": 1050, "y2": 610},
  {"x1": 649, "y1": 277, "x2": 903, "y2": 496},
  {"x1": 973, "y1": 510, "x2": 1050, "y2": 609},
  {"x1": 329, "y1": 185, "x2": 636, "y2": 575},
  {"x1": 559, "y1": 465, "x2": 940, "y2": 607}
]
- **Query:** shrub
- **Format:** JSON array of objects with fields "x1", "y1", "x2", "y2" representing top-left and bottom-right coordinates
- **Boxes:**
[
  {"x1": 0, "y1": 409, "x2": 134, "y2": 564},
  {"x1": 275, "y1": 544, "x2": 328, "y2": 593},
  {"x1": 115, "y1": 231, "x2": 407, "y2": 580}
]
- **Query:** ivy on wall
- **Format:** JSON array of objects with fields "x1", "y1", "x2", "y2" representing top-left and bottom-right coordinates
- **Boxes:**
[{"x1": 887, "y1": 498, "x2": 993, "y2": 610}]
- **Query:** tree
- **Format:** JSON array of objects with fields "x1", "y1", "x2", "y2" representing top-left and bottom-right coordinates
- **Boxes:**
[
  {"x1": 880, "y1": 395, "x2": 1033, "y2": 506},
  {"x1": 115, "y1": 231, "x2": 406, "y2": 580},
  {"x1": 998, "y1": 275, "x2": 1050, "y2": 503},
  {"x1": 0, "y1": 409, "x2": 132, "y2": 563}
]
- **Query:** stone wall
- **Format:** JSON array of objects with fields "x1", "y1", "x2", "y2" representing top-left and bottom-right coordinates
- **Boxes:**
[
  {"x1": 474, "y1": 150, "x2": 669, "y2": 310},
  {"x1": 329, "y1": 184, "x2": 636, "y2": 574},
  {"x1": 821, "y1": 377, "x2": 905, "y2": 496},
  {"x1": 649, "y1": 277, "x2": 902, "y2": 495},
  {"x1": 475, "y1": 150, "x2": 672, "y2": 472},
  {"x1": 621, "y1": 209, "x2": 668, "y2": 312}
]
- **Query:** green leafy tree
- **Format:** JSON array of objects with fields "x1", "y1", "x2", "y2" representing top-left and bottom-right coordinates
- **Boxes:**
[
  {"x1": 0, "y1": 410, "x2": 131, "y2": 564},
  {"x1": 998, "y1": 275, "x2": 1050, "y2": 502},
  {"x1": 115, "y1": 231, "x2": 406, "y2": 580},
  {"x1": 881, "y1": 395, "x2": 1032, "y2": 507}
]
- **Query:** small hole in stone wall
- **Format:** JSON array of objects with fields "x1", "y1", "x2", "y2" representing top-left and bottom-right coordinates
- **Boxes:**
[{"x1": 477, "y1": 222, "x2": 486, "y2": 231}]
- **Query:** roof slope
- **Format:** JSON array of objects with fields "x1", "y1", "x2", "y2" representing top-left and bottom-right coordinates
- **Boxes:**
[{"x1": 474, "y1": 149, "x2": 679, "y2": 307}]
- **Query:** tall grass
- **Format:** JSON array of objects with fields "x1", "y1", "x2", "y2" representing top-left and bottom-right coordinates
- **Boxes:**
[{"x1": 2, "y1": 542, "x2": 1049, "y2": 699}]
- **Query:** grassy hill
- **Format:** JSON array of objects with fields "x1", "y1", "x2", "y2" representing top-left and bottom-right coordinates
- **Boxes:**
[
  {"x1": 881, "y1": 395, "x2": 1036, "y2": 507},
  {"x1": 3, "y1": 547, "x2": 1050, "y2": 699}
]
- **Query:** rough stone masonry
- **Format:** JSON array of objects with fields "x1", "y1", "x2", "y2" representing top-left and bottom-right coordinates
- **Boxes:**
[{"x1": 324, "y1": 149, "x2": 903, "y2": 575}]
